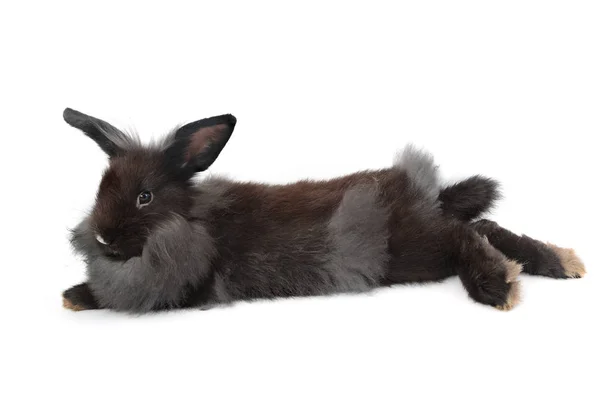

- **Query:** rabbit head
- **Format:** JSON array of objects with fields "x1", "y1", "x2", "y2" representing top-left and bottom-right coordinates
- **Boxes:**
[{"x1": 63, "y1": 108, "x2": 236, "y2": 259}]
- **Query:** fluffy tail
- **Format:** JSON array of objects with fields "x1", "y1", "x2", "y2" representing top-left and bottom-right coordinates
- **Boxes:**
[
  {"x1": 393, "y1": 145, "x2": 500, "y2": 222},
  {"x1": 438, "y1": 176, "x2": 500, "y2": 222}
]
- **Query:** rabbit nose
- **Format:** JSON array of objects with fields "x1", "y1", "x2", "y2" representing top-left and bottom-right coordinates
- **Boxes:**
[{"x1": 95, "y1": 234, "x2": 109, "y2": 245}]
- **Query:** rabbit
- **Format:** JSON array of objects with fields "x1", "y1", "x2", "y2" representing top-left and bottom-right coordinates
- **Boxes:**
[{"x1": 61, "y1": 108, "x2": 586, "y2": 313}]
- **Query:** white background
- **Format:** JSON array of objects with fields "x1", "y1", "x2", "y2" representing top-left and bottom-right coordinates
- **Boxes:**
[{"x1": 1, "y1": 1, "x2": 598, "y2": 399}]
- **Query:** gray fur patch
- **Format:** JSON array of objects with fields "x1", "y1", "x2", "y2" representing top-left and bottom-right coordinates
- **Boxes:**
[
  {"x1": 394, "y1": 144, "x2": 440, "y2": 202},
  {"x1": 70, "y1": 217, "x2": 104, "y2": 261},
  {"x1": 192, "y1": 175, "x2": 235, "y2": 217},
  {"x1": 72, "y1": 214, "x2": 216, "y2": 312},
  {"x1": 325, "y1": 185, "x2": 390, "y2": 291},
  {"x1": 212, "y1": 274, "x2": 232, "y2": 304}
]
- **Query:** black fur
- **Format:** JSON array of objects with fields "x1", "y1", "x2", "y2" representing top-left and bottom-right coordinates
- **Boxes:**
[
  {"x1": 165, "y1": 114, "x2": 236, "y2": 176},
  {"x1": 471, "y1": 219, "x2": 572, "y2": 278},
  {"x1": 63, "y1": 283, "x2": 101, "y2": 310},
  {"x1": 62, "y1": 109, "x2": 584, "y2": 313},
  {"x1": 439, "y1": 176, "x2": 500, "y2": 221},
  {"x1": 63, "y1": 108, "x2": 132, "y2": 157}
]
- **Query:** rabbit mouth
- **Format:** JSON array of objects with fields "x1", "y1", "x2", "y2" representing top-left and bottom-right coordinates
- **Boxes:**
[
  {"x1": 95, "y1": 233, "x2": 126, "y2": 259},
  {"x1": 99, "y1": 244, "x2": 124, "y2": 259},
  {"x1": 104, "y1": 248, "x2": 124, "y2": 258}
]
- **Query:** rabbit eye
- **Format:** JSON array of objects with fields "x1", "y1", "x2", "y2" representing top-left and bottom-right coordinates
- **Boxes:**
[{"x1": 137, "y1": 190, "x2": 153, "y2": 207}]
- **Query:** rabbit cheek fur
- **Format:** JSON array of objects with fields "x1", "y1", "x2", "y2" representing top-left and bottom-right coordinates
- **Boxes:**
[
  {"x1": 71, "y1": 215, "x2": 215, "y2": 312},
  {"x1": 64, "y1": 108, "x2": 586, "y2": 313}
]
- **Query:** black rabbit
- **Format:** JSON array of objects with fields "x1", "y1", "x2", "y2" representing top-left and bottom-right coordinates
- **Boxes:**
[{"x1": 62, "y1": 108, "x2": 586, "y2": 313}]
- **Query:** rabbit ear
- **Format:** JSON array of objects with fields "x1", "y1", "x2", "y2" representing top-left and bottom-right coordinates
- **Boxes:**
[
  {"x1": 167, "y1": 114, "x2": 237, "y2": 173},
  {"x1": 63, "y1": 108, "x2": 129, "y2": 156}
]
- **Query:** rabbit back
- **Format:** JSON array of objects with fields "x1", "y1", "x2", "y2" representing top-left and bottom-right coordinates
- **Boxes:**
[{"x1": 195, "y1": 146, "x2": 443, "y2": 305}]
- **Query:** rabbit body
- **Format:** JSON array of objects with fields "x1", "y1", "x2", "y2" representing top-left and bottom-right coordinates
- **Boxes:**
[
  {"x1": 72, "y1": 149, "x2": 458, "y2": 312},
  {"x1": 63, "y1": 109, "x2": 585, "y2": 313}
]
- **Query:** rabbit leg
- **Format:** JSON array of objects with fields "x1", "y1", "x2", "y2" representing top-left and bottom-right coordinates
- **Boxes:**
[
  {"x1": 62, "y1": 282, "x2": 101, "y2": 311},
  {"x1": 471, "y1": 219, "x2": 586, "y2": 279},
  {"x1": 453, "y1": 224, "x2": 523, "y2": 310}
]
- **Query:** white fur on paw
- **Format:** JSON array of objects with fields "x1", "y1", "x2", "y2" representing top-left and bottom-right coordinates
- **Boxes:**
[
  {"x1": 504, "y1": 259, "x2": 523, "y2": 283},
  {"x1": 63, "y1": 297, "x2": 86, "y2": 312},
  {"x1": 547, "y1": 243, "x2": 586, "y2": 278},
  {"x1": 495, "y1": 258, "x2": 523, "y2": 311},
  {"x1": 496, "y1": 280, "x2": 521, "y2": 311}
]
